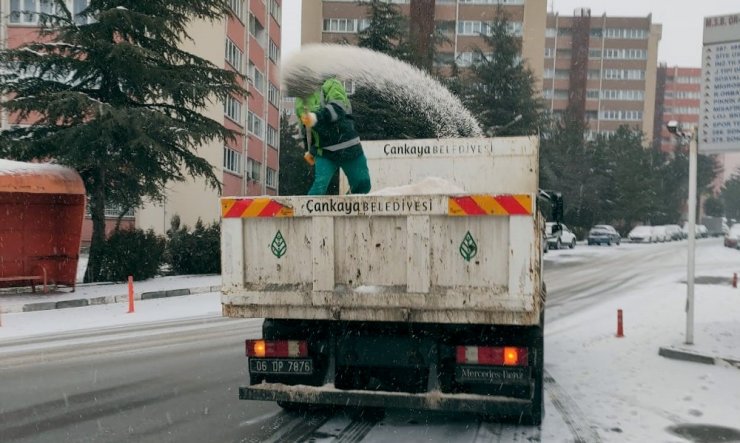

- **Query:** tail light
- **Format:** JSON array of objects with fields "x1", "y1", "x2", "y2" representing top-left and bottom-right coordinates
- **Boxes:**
[
  {"x1": 246, "y1": 340, "x2": 308, "y2": 358},
  {"x1": 456, "y1": 346, "x2": 528, "y2": 367}
]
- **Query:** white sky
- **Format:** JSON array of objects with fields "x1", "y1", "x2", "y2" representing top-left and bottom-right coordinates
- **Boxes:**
[{"x1": 281, "y1": 1, "x2": 740, "y2": 67}]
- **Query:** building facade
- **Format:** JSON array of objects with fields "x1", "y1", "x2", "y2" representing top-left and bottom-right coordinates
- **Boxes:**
[
  {"x1": 543, "y1": 9, "x2": 662, "y2": 144},
  {"x1": 138, "y1": 0, "x2": 283, "y2": 234},
  {"x1": 0, "y1": 0, "x2": 282, "y2": 239},
  {"x1": 300, "y1": 0, "x2": 547, "y2": 87},
  {"x1": 653, "y1": 65, "x2": 702, "y2": 153}
]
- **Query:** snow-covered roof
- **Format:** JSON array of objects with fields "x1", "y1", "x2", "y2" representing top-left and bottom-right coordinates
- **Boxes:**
[{"x1": 0, "y1": 159, "x2": 85, "y2": 195}]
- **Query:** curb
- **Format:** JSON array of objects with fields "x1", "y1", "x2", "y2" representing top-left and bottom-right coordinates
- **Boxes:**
[
  {"x1": 10, "y1": 285, "x2": 222, "y2": 314},
  {"x1": 658, "y1": 346, "x2": 740, "y2": 369}
]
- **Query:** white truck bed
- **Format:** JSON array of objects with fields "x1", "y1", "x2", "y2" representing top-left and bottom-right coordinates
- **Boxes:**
[{"x1": 221, "y1": 137, "x2": 543, "y2": 326}]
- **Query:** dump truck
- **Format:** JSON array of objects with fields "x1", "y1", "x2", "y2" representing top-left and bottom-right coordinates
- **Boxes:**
[{"x1": 220, "y1": 136, "x2": 556, "y2": 424}]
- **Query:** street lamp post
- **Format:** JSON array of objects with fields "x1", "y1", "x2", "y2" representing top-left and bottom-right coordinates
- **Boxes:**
[{"x1": 668, "y1": 121, "x2": 697, "y2": 345}]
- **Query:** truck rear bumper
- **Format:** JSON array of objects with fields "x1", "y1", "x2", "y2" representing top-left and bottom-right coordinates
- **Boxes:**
[{"x1": 240, "y1": 383, "x2": 531, "y2": 415}]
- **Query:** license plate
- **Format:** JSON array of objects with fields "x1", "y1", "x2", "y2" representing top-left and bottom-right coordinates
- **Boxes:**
[
  {"x1": 250, "y1": 359, "x2": 313, "y2": 374},
  {"x1": 455, "y1": 365, "x2": 531, "y2": 384}
]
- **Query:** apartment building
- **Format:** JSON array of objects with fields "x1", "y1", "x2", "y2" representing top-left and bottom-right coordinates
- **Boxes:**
[
  {"x1": 139, "y1": 0, "x2": 283, "y2": 234},
  {"x1": 300, "y1": 0, "x2": 547, "y2": 86},
  {"x1": 653, "y1": 66, "x2": 702, "y2": 153},
  {"x1": 543, "y1": 9, "x2": 662, "y2": 144},
  {"x1": 0, "y1": 1, "x2": 283, "y2": 238}
]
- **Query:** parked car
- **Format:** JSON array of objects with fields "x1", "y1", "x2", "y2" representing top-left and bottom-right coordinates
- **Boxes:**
[
  {"x1": 698, "y1": 225, "x2": 709, "y2": 238},
  {"x1": 546, "y1": 222, "x2": 577, "y2": 249},
  {"x1": 665, "y1": 224, "x2": 683, "y2": 241},
  {"x1": 652, "y1": 225, "x2": 669, "y2": 242},
  {"x1": 587, "y1": 225, "x2": 621, "y2": 246},
  {"x1": 682, "y1": 222, "x2": 705, "y2": 239},
  {"x1": 725, "y1": 224, "x2": 740, "y2": 249},
  {"x1": 628, "y1": 226, "x2": 655, "y2": 243}
]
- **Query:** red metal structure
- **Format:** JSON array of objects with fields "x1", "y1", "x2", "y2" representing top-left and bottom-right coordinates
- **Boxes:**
[{"x1": 0, "y1": 160, "x2": 86, "y2": 292}]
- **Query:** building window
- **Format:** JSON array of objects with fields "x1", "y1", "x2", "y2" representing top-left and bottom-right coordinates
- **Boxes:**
[
  {"x1": 587, "y1": 69, "x2": 601, "y2": 80},
  {"x1": 225, "y1": 38, "x2": 243, "y2": 72},
  {"x1": 590, "y1": 28, "x2": 603, "y2": 38},
  {"x1": 228, "y1": 0, "x2": 244, "y2": 21},
  {"x1": 457, "y1": 51, "x2": 490, "y2": 67},
  {"x1": 542, "y1": 89, "x2": 553, "y2": 99},
  {"x1": 600, "y1": 110, "x2": 643, "y2": 121},
  {"x1": 586, "y1": 89, "x2": 599, "y2": 99},
  {"x1": 267, "y1": 125, "x2": 278, "y2": 148},
  {"x1": 545, "y1": 27, "x2": 557, "y2": 38},
  {"x1": 601, "y1": 89, "x2": 645, "y2": 101},
  {"x1": 323, "y1": 18, "x2": 361, "y2": 33},
  {"x1": 224, "y1": 95, "x2": 242, "y2": 123},
  {"x1": 247, "y1": 111, "x2": 264, "y2": 138},
  {"x1": 269, "y1": 39, "x2": 280, "y2": 65},
  {"x1": 588, "y1": 49, "x2": 602, "y2": 59},
  {"x1": 603, "y1": 69, "x2": 645, "y2": 80},
  {"x1": 604, "y1": 48, "x2": 647, "y2": 60},
  {"x1": 10, "y1": 0, "x2": 62, "y2": 24},
  {"x1": 676, "y1": 76, "x2": 702, "y2": 84},
  {"x1": 249, "y1": 13, "x2": 267, "y2": 47},
  {"x1": 269, "y1": 0, "x2": 281, "y2": 25},
  {"x1": 268, "y1": 83, "x2": 280, "y2": 107},
  {"x1": 553, "y1": 89, "x2": 568, "y2": 100},
  {"x1": 223, "y1": 147, "x2": 243, "y2": 175},
  {"x1": 543, "y1": 68, "x2": 554, "y2": 79},
  {"x1": 544, "y1": 47, "x2": 554, "y2": 58},
  {"x1": 247, "y1": 158, "x2": 261, "y2": 182},
  {"x1": 605, "y1": 28, "x2": 648, "y2": 39},
  {"x1": 556, "y1": 48, "x2": 571, "y2": 58},
  {"x1": 266, "y1": 167, "x2": 277, "y2": 189},
  {"x1": 675, "y1": 91, "x2": 701, "y2": 99},
  {"x1": 456, "y1": 20, "x2": 522, "y2": 37},
  {"x1": 249, "y1": 61, "x2": 265, "y2": 94}
]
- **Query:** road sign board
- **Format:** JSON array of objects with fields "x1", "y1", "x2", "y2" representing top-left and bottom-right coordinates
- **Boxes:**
[{"x1": 701, "y1": 13, "x2": 740, "y2": 153}]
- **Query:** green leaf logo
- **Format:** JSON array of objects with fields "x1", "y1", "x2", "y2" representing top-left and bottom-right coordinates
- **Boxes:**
[
  {"x1": 459, "y1": 231, "x2": 478, "y2": 262},
  {"x1": 271, "y1": 230, "x2": 287, "y2": 259}
]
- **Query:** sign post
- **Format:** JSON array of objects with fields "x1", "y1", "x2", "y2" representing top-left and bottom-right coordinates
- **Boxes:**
[{"x1": 694, "y1": 13, "x2": 740, "y2": 345}]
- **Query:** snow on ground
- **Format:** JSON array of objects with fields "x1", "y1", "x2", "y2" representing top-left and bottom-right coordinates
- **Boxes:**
[
  {"x1": 544, "y1": 242, "x2": 644, "y2": 265},
  {"x1": 546, "y1": 241, "x2": 740, "y2": 442},
  {"x1": 0, "y1": 292, "x2": 223, "y2": 340}
]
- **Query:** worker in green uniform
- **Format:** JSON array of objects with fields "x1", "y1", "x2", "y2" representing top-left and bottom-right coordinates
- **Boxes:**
[{"x1": 296, "y1": 78, "x2": 371, "y2": 195}]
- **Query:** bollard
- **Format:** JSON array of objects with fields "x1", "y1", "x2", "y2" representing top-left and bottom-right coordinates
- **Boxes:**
[
  {"x1": 733, "y1": 273, "x2": 737, "y2": 289},
  {"x1": 616, "y1": 309, "x2": 624, "y2": 338},
  {"x1": 127, "y1": 276, "x2": 135, "y2": 313}
]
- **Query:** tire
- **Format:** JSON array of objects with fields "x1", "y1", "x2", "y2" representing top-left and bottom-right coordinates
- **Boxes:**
[
  {"x1": 607, "y1": 240, "x2": 612, "y2": 246},
  {"x1": 520, "y1": 309, "x2": 545, "y2": 426},
  {"x1": 569, "y1": 239, "x2": 576, "y2": 249}
]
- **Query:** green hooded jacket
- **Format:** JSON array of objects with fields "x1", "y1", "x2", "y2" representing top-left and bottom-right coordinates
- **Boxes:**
[{"x1": 295, "y1": 78, "x2": 363, "y2": 162}]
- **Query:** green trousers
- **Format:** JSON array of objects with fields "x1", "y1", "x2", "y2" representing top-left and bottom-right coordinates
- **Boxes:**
[{"x1": 308, "y1": 152, "x2": 371, "y2": 195}]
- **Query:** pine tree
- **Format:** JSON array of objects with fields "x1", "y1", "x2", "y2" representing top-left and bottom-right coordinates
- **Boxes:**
[
  {"x1": 721, "y1": 172, "x2": 740, "y2": 221},
  {"x1": 0, "y1": 0, "x2": 246, "y2": 282},
  {"x1": 357, "y1": 0, "x2": 411, "y2": 61},
  {"x1": 278, "y1": 114, "x2": 314, "y2": 195},
  {"x1": 353, "y1": 0, "x2": 438, "y2": 140},
  {"x1": 461, "y1": 10, "x2": 544, "y2": 136}
]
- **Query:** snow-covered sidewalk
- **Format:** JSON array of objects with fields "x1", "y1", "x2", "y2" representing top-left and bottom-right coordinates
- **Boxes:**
[{"x1": 546, "y1": 242, "x2": 740, "y2": 442}]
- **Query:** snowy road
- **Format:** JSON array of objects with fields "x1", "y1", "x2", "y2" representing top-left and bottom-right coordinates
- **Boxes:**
[{"x1": 0, "y1": 239, "x2": 737, "y2": 442}]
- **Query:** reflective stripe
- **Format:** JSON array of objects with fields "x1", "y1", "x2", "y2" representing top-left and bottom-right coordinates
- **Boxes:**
[
  {"x1": 322, "y1": 137, "x2": 361, "y2": 151},
  {"x1": 327, "y1": 104, "x2": 339, "y2": 122},
  {"x1": 328, "y1": 100, "x2": 352, "y2": 115}
]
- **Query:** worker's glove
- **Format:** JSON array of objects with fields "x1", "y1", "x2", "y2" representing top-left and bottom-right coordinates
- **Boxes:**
[
  {"x1": 303, "y1": 151, "x2": 315, "y2": 166},
  {"x1": 300, "y1": 112, "x2": 317, "y2": 128}
]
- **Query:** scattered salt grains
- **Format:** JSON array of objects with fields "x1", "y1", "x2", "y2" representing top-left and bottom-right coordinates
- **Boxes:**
[{"x1": 281, "y1": 44, "x2": 482, "y2": 138}]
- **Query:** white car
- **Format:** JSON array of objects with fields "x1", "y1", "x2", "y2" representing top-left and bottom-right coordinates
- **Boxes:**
[
  {"x1": 628, "y1": 226, "x2": 654, "y2": 243},
  {"x1": 725, "y1": 224, "x2": 740, "y2": 249},
  {"x1": 546, "y1": 222, "x2": 577, "y2": 249},
  {"x1": 652, "y1": 226, "x2": 669, "y2": 242}
]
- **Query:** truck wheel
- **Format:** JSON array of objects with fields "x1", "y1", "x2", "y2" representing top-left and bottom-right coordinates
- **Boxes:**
[{"x1": 521, "y1": 311, "x2": 545, "y2": 426}]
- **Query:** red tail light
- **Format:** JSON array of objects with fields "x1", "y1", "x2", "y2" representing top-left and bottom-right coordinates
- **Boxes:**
[
  {"x1": 456, "y1": 346, "x2": 528, "y2": 366},
  {"x1": 246, "y1": 340, "x2": 308, "y2": 358}
]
